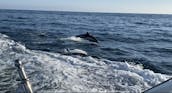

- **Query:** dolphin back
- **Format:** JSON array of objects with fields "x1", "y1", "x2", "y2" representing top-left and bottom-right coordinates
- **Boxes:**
[{"x1": 75, "y1": 33, "x2": 98, "y2": 43}]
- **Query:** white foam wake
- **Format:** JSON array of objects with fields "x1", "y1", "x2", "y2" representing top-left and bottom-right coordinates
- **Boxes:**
[{"x1": 0, "y1": 33, "x2": 170, "y2": 93}]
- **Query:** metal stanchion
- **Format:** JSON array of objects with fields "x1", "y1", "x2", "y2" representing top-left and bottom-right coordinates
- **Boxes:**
[{"x1": 15, "y1": 59, "x2": 33, "y2": 93}]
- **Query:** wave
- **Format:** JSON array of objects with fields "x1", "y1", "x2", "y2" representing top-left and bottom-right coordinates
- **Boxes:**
[
  {"x1": 134, "y1": 22, "x2": 160, "y2": 27},
  {"x1": 0, "y1": 33, "x2": 170, "y2": 93}
]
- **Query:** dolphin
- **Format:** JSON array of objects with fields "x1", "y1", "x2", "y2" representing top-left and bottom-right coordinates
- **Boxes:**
[
  {"x1": 76, "y1": 32, "x2": 98, "y2": 43},
  {"x1": 63, "y1": 48, "x2": 88, "y2": 56}
]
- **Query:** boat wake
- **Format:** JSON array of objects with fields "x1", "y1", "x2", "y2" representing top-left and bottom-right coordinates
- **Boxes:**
[{"x1": 0, "y1": 33, "x2": 170, "y2": 93}]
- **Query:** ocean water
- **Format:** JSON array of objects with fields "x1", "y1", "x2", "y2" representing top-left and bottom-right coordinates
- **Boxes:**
[{"x1": 0, "y1": 9, "x2": 172, "y2": 93}]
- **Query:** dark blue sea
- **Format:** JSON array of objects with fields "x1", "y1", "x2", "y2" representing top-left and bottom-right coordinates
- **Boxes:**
[{"x1": 0, "y1": 9, "x2": 172, "y2": 93}]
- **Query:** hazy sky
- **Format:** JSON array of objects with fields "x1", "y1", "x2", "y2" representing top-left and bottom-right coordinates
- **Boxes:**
[{"x1": 0, "y1": 0, "x2": 172, "y2": 14}]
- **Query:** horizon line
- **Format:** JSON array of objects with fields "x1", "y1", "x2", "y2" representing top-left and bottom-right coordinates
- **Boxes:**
[{"x1": 0, "y1": 8, "x2": 172, "y2": 15}]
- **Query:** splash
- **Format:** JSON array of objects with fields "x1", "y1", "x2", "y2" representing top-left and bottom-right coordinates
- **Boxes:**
[
  {"x1": 60, "y1": 36, "x2": 98, "y2": 45},
  {"x1": 60, "y1": 36, "x2": 85, "y2": 42}
]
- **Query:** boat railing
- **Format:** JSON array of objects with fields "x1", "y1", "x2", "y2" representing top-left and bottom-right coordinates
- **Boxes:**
[{"x1": 15, "y1": 59, "x2": 33, "y2": 93}]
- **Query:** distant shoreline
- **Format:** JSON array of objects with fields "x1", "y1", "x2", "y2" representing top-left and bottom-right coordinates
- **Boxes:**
[{"x1": 0, "y1": 8, "x2": 172, "y2": 16}]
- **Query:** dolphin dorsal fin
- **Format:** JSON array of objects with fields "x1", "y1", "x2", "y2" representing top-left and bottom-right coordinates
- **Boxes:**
[{"x1": 86, "y1": 32, "x2": 90, "y2": 36}]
